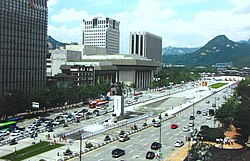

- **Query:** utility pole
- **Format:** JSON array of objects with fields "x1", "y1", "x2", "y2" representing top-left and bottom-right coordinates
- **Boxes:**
[
  {"x1": 158, "y1": 114, "x2": 162, "y2": 160},
  {"x1": 79, "y1": 130, "x2": 83, "y2": 161}
]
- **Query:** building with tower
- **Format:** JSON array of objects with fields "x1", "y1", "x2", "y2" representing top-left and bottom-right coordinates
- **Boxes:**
[
  {"x1": 0, "y1": 0, "x2": 48, "y2": 95},
  {"x1": 82, "y1": 17, "x2": 120, "y2": 54}
]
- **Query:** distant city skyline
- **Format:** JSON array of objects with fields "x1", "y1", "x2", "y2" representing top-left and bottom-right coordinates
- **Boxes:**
[{"x1": 48, "y1": 0, "x2": 250, "y2": 53}]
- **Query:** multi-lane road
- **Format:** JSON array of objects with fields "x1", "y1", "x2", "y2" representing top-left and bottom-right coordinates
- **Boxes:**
[{"x1": 69, "y1": 86, "x2": 231, "y2": 161}]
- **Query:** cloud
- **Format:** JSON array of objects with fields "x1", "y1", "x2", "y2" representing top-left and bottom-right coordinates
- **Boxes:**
[
  {"x1": 48, "y1": 0, "x2": 58, "y2": 11},
  {"x1": 48, "y1": 0, "x2": 250, "y2": 53},
  {"x1": 48, "y1": 24, "x2": 83, "y2": 44},
  {"x1": 50, "y1": 8, "x2": 107, "y2": 23},
  {"x1": 51, "y1": 8, "x2": 88, "y2": 23}
]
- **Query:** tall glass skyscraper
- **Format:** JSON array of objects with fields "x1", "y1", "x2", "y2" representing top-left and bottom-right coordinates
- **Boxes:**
[{"x1": 0, "y1": 0, "x2": 48, "y2": 95}]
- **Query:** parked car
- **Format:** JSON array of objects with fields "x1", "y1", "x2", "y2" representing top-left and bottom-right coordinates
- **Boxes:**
[
  {"x1": 174, "y1": 140, "x2": 184, "y2": 147},
  {"x1": 212, "y1": 103, "x2": 216, "y2": 107},
  {"x1": 111, "y1": 148, "x2": 125, "y2": 158},
  {"x1": 171, "y1": 124, "x2": 178, "y2": 129},
  {"x1": 146, "y1": 151, "x2": 155, "y2": 159},
  {"x1": 151, "y1": 142, "x2": 162, "y2": 150},
  {"x1": 206, "y1": 100, "x2": 210, "y2": 104}
]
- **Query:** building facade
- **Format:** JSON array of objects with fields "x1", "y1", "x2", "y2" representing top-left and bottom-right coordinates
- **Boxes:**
[
  {"x1": 129, "y1": 31, "x2": 162, "y2": 63},
  {"x1": 60, "y1": 65, "x2": 95, "y2": 86},
  {"x1": 82, "y1": 17, "x2": 120, "y2": 54},
  {"x1": 0, "y1": 0, "x2": 48, "y2": 95}
]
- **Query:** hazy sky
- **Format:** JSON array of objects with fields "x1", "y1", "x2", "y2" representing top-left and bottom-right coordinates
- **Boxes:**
[{"x1": 48, "y1": 0, "x2": 250, "y2": 53}]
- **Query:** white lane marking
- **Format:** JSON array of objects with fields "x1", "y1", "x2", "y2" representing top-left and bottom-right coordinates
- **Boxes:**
[
  {"x1": 95, "y1": 153, "x2": 101, "y2": 157},
  {"x1": 127, "y1": 144, "x2": 133, "y2": 148}
]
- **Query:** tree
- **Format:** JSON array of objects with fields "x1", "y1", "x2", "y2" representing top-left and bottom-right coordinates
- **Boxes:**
[
  {"x1": 233, "y1": 78, "x2": 250, "y2": 136},
  {"x1": 189, "y1": 142, "x2": 213, "y2": 161},
  {"x1": 215, "y1": 97, "x2": 238, "y2": 128}
]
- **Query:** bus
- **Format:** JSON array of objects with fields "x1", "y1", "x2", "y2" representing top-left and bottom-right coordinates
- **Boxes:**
[
  {"x1": 89, "y1": 100, "x2": 109, "y2": 108},
  {"x1": 0, "y1": 121, "x2": 17, "y2": 132}
]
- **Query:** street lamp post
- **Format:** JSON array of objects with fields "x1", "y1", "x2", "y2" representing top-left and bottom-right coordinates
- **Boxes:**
[
  {"x1": 192, "y1": 103, "x2": 195, "y2": 130},
  {"x1": 79, "y1": 130, "x2": 83, "y2": 161},
  {"x1": 156, "y1": 114, "x2": 163, "y2": 160},
  {"x1": 159, "y1": 114, "x2": 162, "y2": 151}
]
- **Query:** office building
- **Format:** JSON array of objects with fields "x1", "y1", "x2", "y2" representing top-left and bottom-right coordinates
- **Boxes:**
[
  {"x1": 129, "y1": 31, "x2": 162, "y2": 63},
  {"x1": 82, "y1": 17, "x2": 120, "y2": 54},
  {"x1": 0, "y1": 0, "x2": 48, "y2": 95}
]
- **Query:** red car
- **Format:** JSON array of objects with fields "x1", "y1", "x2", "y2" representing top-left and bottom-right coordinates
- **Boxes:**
[{"x1": 171, "y1": 124, "x2": 178, "y2": 129}]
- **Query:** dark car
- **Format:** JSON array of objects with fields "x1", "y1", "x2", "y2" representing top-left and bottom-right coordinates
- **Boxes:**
[
  {"x1": 196, "y1": 110, "x2": 201, "y2": 114},
  {"x1": 9, "y1": 138, "x2": 17, "y2": 145},
  {"x1": 63, "y1": 148, "x2": 73, "y2": 156},
  {"x1": 189, "y1": 116, "x2": 195, "y2": 120},
  {"x1": 151, "y1": 142, "x2": 162, "y2": 150},
  {"x1": 104, "y1": 135, "x2": 111, "y2": 141},
  {"x1": 171, "y1": 124, "x2": 178, "y2": 129},
  {"x1": 146, "y1": 151, "x2": 155, "y2": 159},
  {"x1": 111, "y1": 148, "x2": 125, "y2": 158},
  {"x1": 78, "y1": 109, "x2": 88, "y2": 114}
]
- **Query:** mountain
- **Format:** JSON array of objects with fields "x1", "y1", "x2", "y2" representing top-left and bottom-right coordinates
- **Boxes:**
[
  {"x1": 162, "y1": 47, "x2": 199, "y2": 55},
  {"x1": 239, "y1": 38, "x2": 250, "y2": 44},
  {"x1": 47, "y1": 36, "x2": 69, "y2": 49},
  {"x1": 163, "y1": 35, "x2": 250, "y2": 67}
]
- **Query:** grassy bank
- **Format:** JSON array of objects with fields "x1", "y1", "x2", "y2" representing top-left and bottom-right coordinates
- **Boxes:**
[
  {"x1": 210, "y1": 83, "x2": 227, "y2": 89},
  {"x1": 1, "y1": 141, "x2": 64, "y2": 161}
]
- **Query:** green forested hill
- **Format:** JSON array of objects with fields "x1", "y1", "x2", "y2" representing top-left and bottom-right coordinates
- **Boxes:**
[{"x1": 163, "y1": 35, "x2": 250, "y2": 67}]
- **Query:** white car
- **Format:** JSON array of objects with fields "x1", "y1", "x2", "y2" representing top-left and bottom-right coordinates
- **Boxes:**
[
  {"x1": 183, "y1": 126, "x2": 190, "y2": 132},
  {"x1": 174, "y1": 140, "x2": 184, "y2": 147},
  {"x1": 7, "y1": 133, "x2": 22, "y2": 141},
  {"x1": 202, "y1": 111, "x2": 207, "y2": 116},
  {"x1": 188, "y1": 122, "x2": 194, "y2": 127}
]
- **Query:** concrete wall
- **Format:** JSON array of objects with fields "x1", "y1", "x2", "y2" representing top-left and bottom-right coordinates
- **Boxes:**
[
  {"x1": 50, "y1": 50, "x2": 67, "y2": 76},
  {"x1": 118, "y1": 70, "x2": 136, "y2": 86},
  {"x1": 84, "y1": 46, "x2": 107, "y2": 55}
]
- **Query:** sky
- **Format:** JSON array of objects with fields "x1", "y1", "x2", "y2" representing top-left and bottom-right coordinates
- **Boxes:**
[{"x1": 48, "y1": 0, "x2": 250, "y2": 53}]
